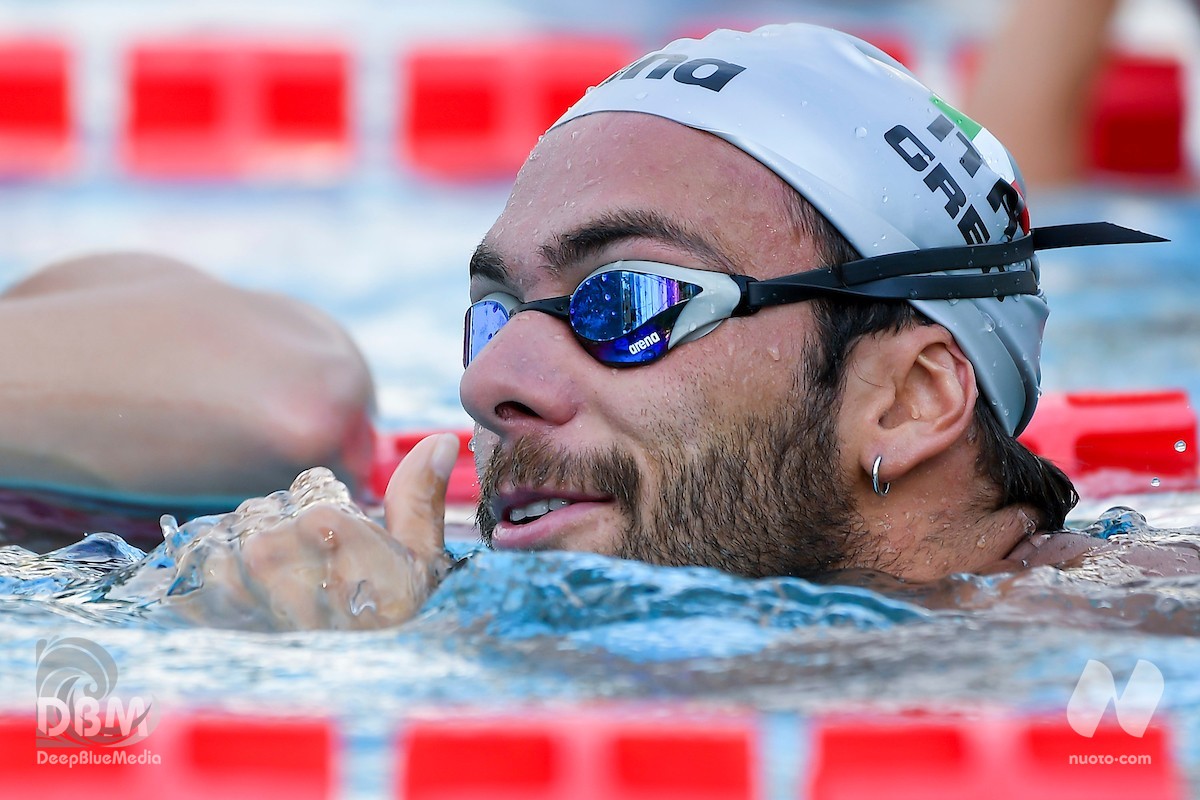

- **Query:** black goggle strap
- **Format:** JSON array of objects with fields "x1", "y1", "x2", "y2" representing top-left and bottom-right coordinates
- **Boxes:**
[
  {"x1": 514, "y1": 295, "x2": 571, "y2": 320},
  {"x1": 740, "y1": 222, "x2": 1166, "y2": 311}
]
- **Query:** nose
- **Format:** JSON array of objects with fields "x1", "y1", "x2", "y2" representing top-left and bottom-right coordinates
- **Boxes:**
[{"x1": 459, "y1": 310, "x2": 582, "y2": 437}]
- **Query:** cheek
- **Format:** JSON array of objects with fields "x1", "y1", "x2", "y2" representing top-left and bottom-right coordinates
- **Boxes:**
[
  {"x1": 590, "y1": 336, "x2": 776, "y2": 454},
  {"x1": 674, "y1": 323, "x2": 805, "y2": 413}
]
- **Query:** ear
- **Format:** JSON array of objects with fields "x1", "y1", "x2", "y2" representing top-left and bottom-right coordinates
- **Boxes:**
[{"x1": 838, "y1": 325, "x2": 978, "y2": 487}]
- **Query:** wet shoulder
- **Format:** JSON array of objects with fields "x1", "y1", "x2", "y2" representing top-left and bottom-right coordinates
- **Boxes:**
[{"x1": 1006, "y1": 507, "x2": 1200, "y2": 576}]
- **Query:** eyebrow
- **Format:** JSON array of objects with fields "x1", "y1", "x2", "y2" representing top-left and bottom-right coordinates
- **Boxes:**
[{"x1": 468, "y1": 209, "x2": 736, "y2": 284}]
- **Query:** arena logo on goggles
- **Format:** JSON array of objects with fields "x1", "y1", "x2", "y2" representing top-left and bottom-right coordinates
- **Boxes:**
[
  {"x1": 602, "y1": 51, "x2": 747, "y2": 92},
  {"x1": 884, "y1": 114, "x2": 1025, "y2": 247},
  {"x1": 628, "y1": 331, "x2": 662, "y2": 355}
]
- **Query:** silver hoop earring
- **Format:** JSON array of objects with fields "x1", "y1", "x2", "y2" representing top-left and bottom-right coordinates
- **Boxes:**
[{"x1": 871, "y1": 455, "x2": 890, "y2": 497}]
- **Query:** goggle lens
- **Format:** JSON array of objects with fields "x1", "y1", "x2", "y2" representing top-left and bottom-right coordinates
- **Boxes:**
[
  {"x1": 569, "y1": 271, "x2": 700, "y2": 341},
  {"x1": 570, "y1": 271, "x2": 701, "y2": 365},
  {"x1": 463, "y1": 298, "x2": 511, "y2": 368},
  {"x1": 464, "y1": 270, "x2": 703, "y2": 368}
]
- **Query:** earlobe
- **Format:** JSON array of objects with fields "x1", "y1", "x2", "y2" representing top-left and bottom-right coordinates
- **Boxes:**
[{"x1": 843, "y1": 326, "x2": 978, "y2": 486}]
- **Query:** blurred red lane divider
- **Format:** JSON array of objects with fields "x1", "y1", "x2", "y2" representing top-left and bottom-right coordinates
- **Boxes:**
[
  {"x1": 0, "y1": 32, "x2": 1193, "y2": 184},
  {"x1": 0, "y1": 38, "x2": 73, "y2": 177},
  {"x1": 399, "y1": 35, "x2": 636, "y2": 180},
  {"x1": 0, "y1": 713, "x2": 336, "y2": 800},
  {"x1": 371, "y1": 429, "x2": 477, "y2": 504},
  {"x1": 123, "y1": 38, "x2": 351, "y2": 179},
  {"x1": 1088, "y1": 53, "x2": 1186, "y2": 180},
  {"x1": 1018, "y1": 389, "x2": 1198, "y2": 488},
  {"x1": 2, "y1": 708, "x2": 1187, "y2": 798},
  {"x1": 371, "y1": 390, "x2": 1199, "y2": 506},
  {"x1": 809, "y1": 714, "x2": 1185, "y2": 800},
  {"x1": 397, "y1": 710, "x2": 758, "y2": 800},
  {"x1": 955, "y1": 44, "x2": 1188, "y2": 183}
]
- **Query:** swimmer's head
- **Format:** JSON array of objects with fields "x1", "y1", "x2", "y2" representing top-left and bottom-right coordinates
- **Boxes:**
[{"x1": 551, "y1": 24, "x2": 1052, "y2": 435}]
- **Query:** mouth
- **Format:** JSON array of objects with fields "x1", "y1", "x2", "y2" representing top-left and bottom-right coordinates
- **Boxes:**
[
  {"x1": 506, "y1": 496, "x2": 577, "y2": 524},
  {"x1": 490, "y1": 488, "x2": 612, "y2": 550}
]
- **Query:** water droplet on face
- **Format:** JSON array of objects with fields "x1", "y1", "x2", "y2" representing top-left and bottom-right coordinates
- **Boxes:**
[
  {"x1": 1175, "y1": 440, "x2": 1188, "y2": 453},
  {"x1": 467, "y1": 436, "x2": 477, "y2": 453},
  {"x1": 1151, "y1": 477, "x2": 1161, "y2": 488},
  {"x1": 767, "y1": 346, "x2": 781, "y2": 361},
  {"x1": 854, "y1": 126, "x2": 868, "y2": 138}
]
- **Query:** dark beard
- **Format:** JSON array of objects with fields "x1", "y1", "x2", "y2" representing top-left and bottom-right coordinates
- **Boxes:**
[
  {"x1": 475, "y1": 373, "x2": 861, "y2": 579},
  {"x1": 476, "y1": 436, "x2": 641, "y2": 546}
]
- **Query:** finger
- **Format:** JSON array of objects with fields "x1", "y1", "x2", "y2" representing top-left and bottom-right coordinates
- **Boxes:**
[{"x1": 384, "y1": 432, "x2": 459, "y2": 563}]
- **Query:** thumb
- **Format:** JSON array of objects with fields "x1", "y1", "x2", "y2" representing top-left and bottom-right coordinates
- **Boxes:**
[{"x1": 383, "y1": 432, "x2": 459, "y2": 563}]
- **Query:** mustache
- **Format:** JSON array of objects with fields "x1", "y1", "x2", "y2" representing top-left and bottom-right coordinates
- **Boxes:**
[{"x1": 475, "y1": 435, "x2": 641, "y2": 545}]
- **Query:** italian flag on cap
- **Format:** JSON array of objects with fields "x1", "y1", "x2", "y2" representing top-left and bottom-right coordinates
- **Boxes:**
[{"x1": 930, "y1": 94, "x2": 1030, "y2": 235}]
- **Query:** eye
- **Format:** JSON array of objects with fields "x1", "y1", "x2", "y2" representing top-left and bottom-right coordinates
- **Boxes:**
[{"x1": 570, "y1": 271, "x2": 701, "y2": 341}]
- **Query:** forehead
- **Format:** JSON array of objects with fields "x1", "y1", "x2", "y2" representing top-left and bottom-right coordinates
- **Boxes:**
[{"x1": 482, "y1": 112, "x2": 812, "y2": 280}]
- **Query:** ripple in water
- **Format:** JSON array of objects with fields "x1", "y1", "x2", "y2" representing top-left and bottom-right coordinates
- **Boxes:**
[{"x1": 2, "y1": 499, "x2": 1200, "y2": 791}]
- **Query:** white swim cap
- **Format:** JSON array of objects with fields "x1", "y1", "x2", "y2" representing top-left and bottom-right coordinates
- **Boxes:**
[{"x1": 551, "y1": 23, "x2": 1160, "y2": 435}]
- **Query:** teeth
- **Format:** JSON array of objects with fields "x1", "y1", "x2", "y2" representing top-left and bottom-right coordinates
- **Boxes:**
[{"x1": 508, "y1": 497, "x2": 574, "y2": 523}]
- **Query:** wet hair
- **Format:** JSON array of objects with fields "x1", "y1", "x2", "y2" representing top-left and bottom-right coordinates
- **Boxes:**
[{"x1": 781, "y1": 189, "x2": 1079, "y2": 530}]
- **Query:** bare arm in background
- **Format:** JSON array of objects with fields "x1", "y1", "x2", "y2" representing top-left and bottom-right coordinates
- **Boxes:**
[
  {"x1": 0, "y1": 252, "x2": 376, "y2": 501},
  {"x1": 966, "y1": 0, "x2": 1119, "y2": 188}
]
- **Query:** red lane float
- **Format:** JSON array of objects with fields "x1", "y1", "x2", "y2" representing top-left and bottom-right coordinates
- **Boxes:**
[
  {"x1": 1018, "y1": 389, "x2": 1197, "y2": 488},
  {"x1": 399, "y1": 35, "x2": 635, "y2": 180},
  {"x1": 0, "y1": 713, "x2": 336, "y2": 799},
  {"x1": 123, "y1": 38, "x2": 351, "y2": 179},
  {"x1": 0, "y1": 38, "x2": 73, "y2": 177},
  {"x1": 371, "y1": 390, "x2": 1199, "y2": 505},
  {"x1": 1088, "y1": 53, "x2": 1186, "y2": 180},
  {"x1": 4, "y1": 709, "x2": 1188, "y2": 798},
  {"x1": 809, "y1": 715, "x2": 1184, "y2": 800},
  {"x1": 1, "y1": 31, "x2": 1193, "y2": 184},
  {"x1": 370, "y1": 429, "x2": 477, "y2": 503},
  {"x1": 397, "y1": 711, "x2": 758, "y2": 800}
]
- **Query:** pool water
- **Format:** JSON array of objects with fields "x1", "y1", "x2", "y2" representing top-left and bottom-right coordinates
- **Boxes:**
[{"x1": 2, "y1": 498, "x2": 1200, "y2": 797}]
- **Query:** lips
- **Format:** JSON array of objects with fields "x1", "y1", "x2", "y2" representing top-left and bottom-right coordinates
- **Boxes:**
[
  {"x1": 494, "y1": 487, "x2": 606, "y2": 525},
  {"x1": 489, "y1": 487, "x2": 612, "y2": 550}
]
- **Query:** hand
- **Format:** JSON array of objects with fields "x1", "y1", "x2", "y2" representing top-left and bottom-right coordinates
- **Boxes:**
[{"x1": 147, "y1": 433, "x2": 461, "y2": 631}]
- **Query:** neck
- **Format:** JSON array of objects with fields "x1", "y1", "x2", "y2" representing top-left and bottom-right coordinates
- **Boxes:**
[{"x1": 851, "y1": 454, "x2": 1039, "y2": 582}]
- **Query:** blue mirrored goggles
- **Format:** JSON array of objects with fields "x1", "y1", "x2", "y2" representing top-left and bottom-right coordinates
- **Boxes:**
[
  {"x1": 461, "y1": 223, "x2": 1161, "y2": 369},
  {"x1": 464, "y1": 262, "x2": 741, "y2": 368}
]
